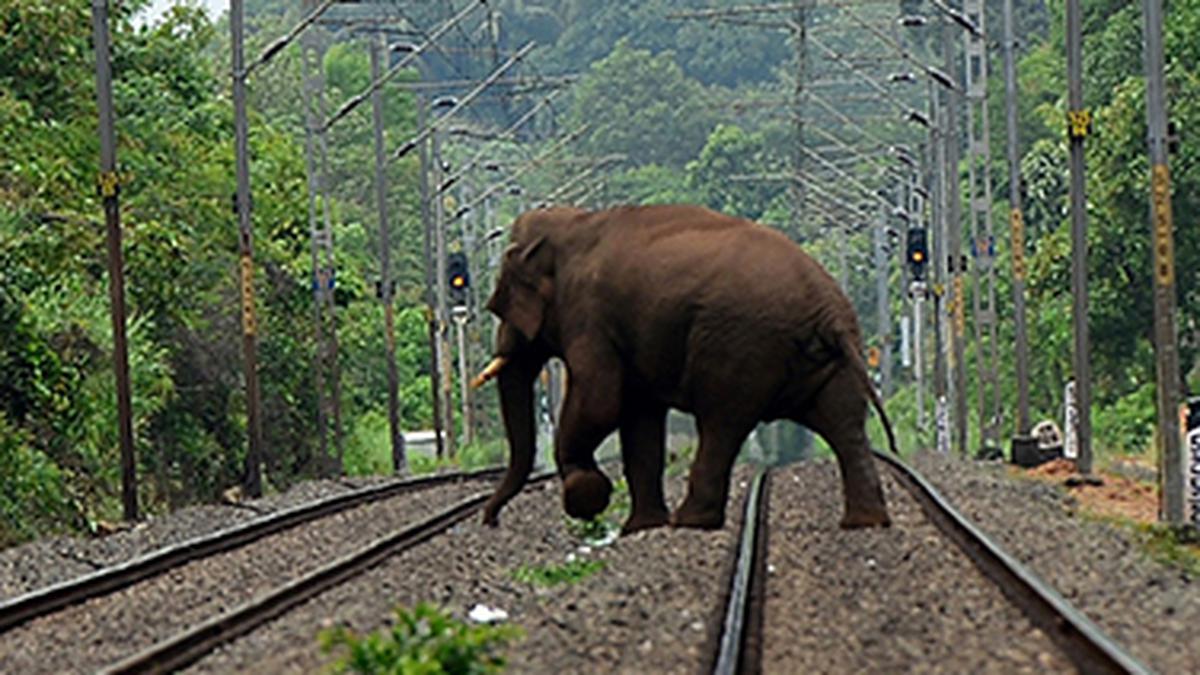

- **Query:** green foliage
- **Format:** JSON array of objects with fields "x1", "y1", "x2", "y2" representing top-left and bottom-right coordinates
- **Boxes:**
[
  {"x1": 1129, "y1": 524, "x2": 1200, "y2": 578},
  {"x1": 0, "y1": 0, "x2": 445, "y2": 541},
  {"x1": 686, "y1": 123, "x2": 786, "y2": 221},
  {"x1": 568, "y1": 40, "x2": 718, "y2": 169},
  {"x1": 563, "y1": 477, "x2": 627, "y2": 543},
  {"x1": 0, "y1": 413, "x2": 74, "y2": 546},
  {"x1": 1091, "y1": 382, "x2": 1156, "y2": 458},
  {"x1": 3, "y1": 0, "x2": 1200, "y2": 546},
  {"x1": 320, "y1": 603, "x2": 522, "y2": 675},
  {"x1": 512, "y1": 558, "x2": 605, "y2": 586},
  {"x1": 456, "y1": 438, "x2": 509, "y2": 470},
  {"x1": 342, "y1": 410, "x2": 393, "y2": 477},
  {"x1": 665, "y1": 443, "x2": 696, "y2": 478},
  {"x1": 564, "y1": 515, "x2": 615, "y2": 543}
]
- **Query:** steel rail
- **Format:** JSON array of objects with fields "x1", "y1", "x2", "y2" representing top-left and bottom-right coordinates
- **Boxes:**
[
  {"x1": 712, "y1": 469, "x2": 770, "y2": 675},
  {"x1": 874, "y1": 451, "x2": 1152, "y2": 675},
  {"x1": 102, "y1": 469, "x2": 557, "y2": 675},
  {"x1": 0, "y1": 466, "x2": 506, "y2": 634}
]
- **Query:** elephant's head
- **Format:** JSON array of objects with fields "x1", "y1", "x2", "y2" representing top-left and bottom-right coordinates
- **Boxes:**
[{"x1": 475, "y1": 208, "x2": 593, "y2": 525}]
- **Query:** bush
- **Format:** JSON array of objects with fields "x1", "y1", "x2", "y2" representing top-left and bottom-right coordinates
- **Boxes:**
[
  {"x1": 1092, "y1": 381, "x2": 1156, "y2": 458},
  {"x1": 0, "y1": 414, "x2": 75, "y2": 546},
  {"x1": 343, "y1": 410, "x2": 393, "y2": 477},
  {"x1": 320, "y1": 603, "x2": 521, "y2": 675}
]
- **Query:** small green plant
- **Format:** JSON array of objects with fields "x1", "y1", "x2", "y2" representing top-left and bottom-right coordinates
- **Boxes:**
[
  {"x1": 1130, "y1": 523, "x2": 1200, "y2": 577},
  {"x1": 408, "y1": 453, "x2": 457, "y2": 476},
  {"x1": 455, "y1": 438, "x2": 508, "y2": 470},
  {"x1": 320, "y1": 603, "x2": 522, "y2": 674},
  {"x1": 562, "y1": 477, "x2": 629, "y2": 544},
  {"x1": 666, "y1": 443, "x2": 696, "y2": 477},
  {"x1": 512, "y1": 558, "x2": 606, "y2": 586},
  {"x1": 565, "y1": 516, "x2": 615, "y2": 542}
]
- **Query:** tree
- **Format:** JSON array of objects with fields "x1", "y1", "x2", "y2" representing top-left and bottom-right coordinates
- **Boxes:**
[{"x1": 568, "y1": 40, "x2": 717, "y2": 169}]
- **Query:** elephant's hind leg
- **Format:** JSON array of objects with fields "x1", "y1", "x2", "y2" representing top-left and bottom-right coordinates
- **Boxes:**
[
  {"x1": 618, "y1": 396, "x2": 670, "y2": 534},
  {"x1": 800, "y1": 368, "x2": 890, "y2": 528},
  {"x1": 671, "y1": 418, "x2": 754, "y2": 530}
]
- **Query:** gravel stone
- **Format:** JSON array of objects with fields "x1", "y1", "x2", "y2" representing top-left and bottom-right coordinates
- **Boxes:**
[
  {"x1": 763, "y1": 460, "x2": 1070, "y2": 673},
  {"x1": 189, "y1": 465, "x2": 756, "y2": 674},
  {"x1": 0, "y1": 478, "x2": 376, "y2": 601},
  {"x1": 0, "y1": 481, "x2": 484, "y2": 674},
  {"x1": 910, "y1": 451, "x2": 1200, "y2": 675},
  {"x1": 5, "y1": 450, "x2": 1193, "y2": 673}
]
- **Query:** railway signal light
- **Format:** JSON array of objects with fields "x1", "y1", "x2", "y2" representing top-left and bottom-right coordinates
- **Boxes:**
[
  {"x1": 906, "y1": 227, "x2": 928, "y2": 280},
  {"x1": 447, "y1": 252, "x2": 469, "y2": 307}
]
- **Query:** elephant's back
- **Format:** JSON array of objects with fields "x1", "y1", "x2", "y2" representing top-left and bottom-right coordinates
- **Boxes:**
[{"x1": 593, "y1": 217, "x2": 853, "y2": 406}]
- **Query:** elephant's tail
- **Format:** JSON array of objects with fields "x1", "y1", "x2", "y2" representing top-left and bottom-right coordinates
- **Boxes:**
[{"x1": 840, "y1": 333, "x2": 900, "y2": 456}]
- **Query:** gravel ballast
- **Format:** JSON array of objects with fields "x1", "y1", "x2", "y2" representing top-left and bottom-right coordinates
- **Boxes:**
[
  {"x1": 4, "y1": 451, "x2": 1197, "y2": 673},
  {"x1": 909, "y1": 451, "x2": 1200, "y2": 675},
  {"x1": 0, "y1": 480, "x2": 484, "y2": 674},
  {"x1": 763, "y1": 460, "x2": 1070, "y2": 673},
  {"x1": 189, "y1": 465, "x2": 756, "y2": 674},
  {"x1": 0, "y1": 477, "x2": 394, "y2": 601}
]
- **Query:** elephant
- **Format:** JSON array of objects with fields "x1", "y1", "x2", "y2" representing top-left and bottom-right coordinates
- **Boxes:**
[{"x1": 472, "y1": 204, "x2": 896, "y2": 534}]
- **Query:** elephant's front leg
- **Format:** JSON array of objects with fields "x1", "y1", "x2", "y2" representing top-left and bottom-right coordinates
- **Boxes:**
[
  {"x1": 554, "y1": 350, "x2": 622, "y2": 521},
  {"x1": 618, "y1": 398, "x2": 669, "y2": 534}
]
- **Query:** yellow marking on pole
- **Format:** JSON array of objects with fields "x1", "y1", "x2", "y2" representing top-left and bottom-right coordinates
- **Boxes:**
[
  {"x1": 1067, "y1": 109, "x2": 1092, "y2": 140},
  {"x1": 954, "y1": 276, "x2": 966, "y2": 337},
  {"x1": 867, "y1": 346, "x2": 881, "y2": 369},
  {"x1": 1010, "y1": 208, "x2": 1027, "y2": 281},
  {"x1": 240, "y1": 254, "x2": 257, "y2": 336},
  {"x1": 1152, "y1": 163, "x2": 1175, "y2": 287},
  {"x1": 98, "y1": 171, "x2": 120, "y2": 198}
]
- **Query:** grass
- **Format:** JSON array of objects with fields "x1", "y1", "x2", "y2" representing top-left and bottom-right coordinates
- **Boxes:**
[
  {"x1": 561, "y1": 476, "x2": 629, "y2": 545},
  {"x1": 511, "y1": 558, "x2": 607, "y2": 586},
  {"x1": 407, "y1": 438, "x2": 510, "y2": 476},
  {"x1": 320, "y1": 602, "x2": 521, "y2": 674},
  {"x1": 1125, "y1": 521, "x2": 1200, "y2": 577}
]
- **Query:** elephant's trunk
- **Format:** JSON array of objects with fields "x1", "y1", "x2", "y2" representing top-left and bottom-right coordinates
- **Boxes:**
[{"x1": 481, "y1": 349, "x2": 544, "y2": 526}]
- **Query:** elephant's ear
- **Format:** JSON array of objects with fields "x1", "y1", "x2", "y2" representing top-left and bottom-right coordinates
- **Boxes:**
[{"x1": 487, "y1": 236, "x2": 551, "y2": 342}]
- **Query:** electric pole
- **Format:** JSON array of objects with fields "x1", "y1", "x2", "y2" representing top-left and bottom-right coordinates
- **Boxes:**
[
  {"x1": 231, "y1": 0, "x2": 265, "y2": 497},
  {"x1": 910, "y1": 165, "x2": 927, "y2": 430},
  {"x1": 928, "y1": 74, "x2": 949, "y2": 453},
  {"x1": 875, "y1": 201, "x2": 892, "y2": 396},
  {"x1": 941, "y1": 10, "x2": 968, "y2": 456},
  {"x1": 301, "y1": 2, "x2": 345, "y2": 475},
  {"x1": 961, "y1": 0, "x2": 1001, "y2": 457},
  {"x1": 417, "y1": 96, "x2": 447, "y2": 459},
  {"x1": 1066, "y1": 0, "x2": 1094, "y2": 475},
  {"x1": 1140, "y1": 0, "x2": 1185, "y2": 523},
  {"x1": 433, "y1": 126, "x2": 457, "y2": 458},
  {"x1": 1002, "y1": 0, "x2": 1034, "y2": 453},
  {"x1": 90, "y1": 0, "x2": 138, "y2": 521},
  {"x1": 371, "y1": 33, "x2": 406, "y2": 474},
  {"x1": 791, "y1": 4, "x2": 808, "y2": 236},
  {"x1": 316, "y1": 41, "x2": 345, "y2": 474}
]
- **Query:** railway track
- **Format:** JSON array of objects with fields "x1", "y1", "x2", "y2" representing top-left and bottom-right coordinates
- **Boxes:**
[
  {"x1": 0, "y1": 454, "x2": 1163, "y2": 673},
  {"x1": 713, "y1": 453, "x2": 1154, "y2": 675},
  {"x1": 0, "y1": 466, "x2": 542, "y2": 674}
]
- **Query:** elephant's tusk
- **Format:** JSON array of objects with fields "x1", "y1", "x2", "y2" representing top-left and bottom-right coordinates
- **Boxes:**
[{"x1": 471, "y1": 356, "x2": 509, "y2": 389}]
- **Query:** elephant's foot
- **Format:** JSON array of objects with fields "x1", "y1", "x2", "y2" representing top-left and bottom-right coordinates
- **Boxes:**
[
  {"x1": 670, "y1": 501, "x2": 725, "y2": 530},
  {"x1": 839, "y1": 505, "x2": 891, "y2": 529},
  {"x1": 621, "y1": 509, "x2": 670, "y2": 535},
  {"x1": 563, "y1": 469, "x2": 612, "y2": 521}
]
